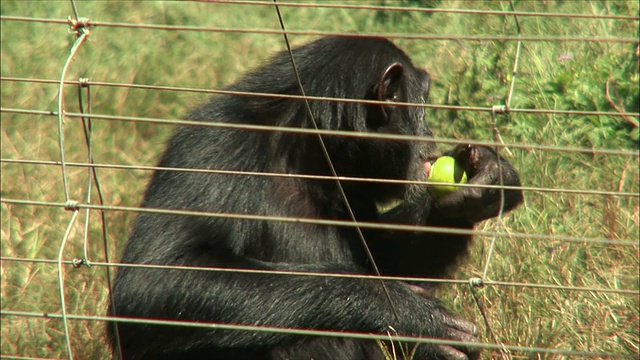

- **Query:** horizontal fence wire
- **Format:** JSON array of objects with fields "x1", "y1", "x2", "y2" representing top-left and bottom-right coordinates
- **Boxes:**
[
  {"x1": 2, "y1": 157, "x2": 638, "y2": 198},
  {"x1": 1, "y1": 15, "x2": 639, "y2": 43},
  {"x1": 1, "y1": 310, "x2": 635, "y2": 359},
  {"x1": 1, "y1": 77, "x2": 640, "y2": 119},
  {"x1": 1, "y1": 107, "x2": 638, "y2": 156},
  {"x1": 1, "y1": 197, "x2": 638, "y2": 246},
  {"x1": 0, "y1": 256, "x2": 637, "y2": 296}
]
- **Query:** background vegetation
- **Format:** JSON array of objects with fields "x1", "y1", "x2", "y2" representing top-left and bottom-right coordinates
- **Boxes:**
[{"x1": 1, "y1": 1, "x2": 638, "y2": 359}]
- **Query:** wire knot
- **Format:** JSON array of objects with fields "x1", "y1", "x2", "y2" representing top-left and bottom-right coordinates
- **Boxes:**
[
  {"x1": 491, "y1": 105, "x2": 507, "y2": 115},
  {"x1": 72, "y1": 258, "x2": 90, "y2": 268},
  {"x1": 67, "y1": 16, "x2": 92, "y2": 36},
  {"x1": 78, "y1": 78, "x2": 90, "y2": 88},
  {"x1": 64, "y1": 200, "x2": 80, "y2": 211},
  {"x1": 469, "y1": 277, "x2": 485, "y2": 288}
]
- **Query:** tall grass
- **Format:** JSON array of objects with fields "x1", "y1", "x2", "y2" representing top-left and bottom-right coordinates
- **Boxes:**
[{"x1": 1, "y1": 1, "x2": 638, "y2": 359}]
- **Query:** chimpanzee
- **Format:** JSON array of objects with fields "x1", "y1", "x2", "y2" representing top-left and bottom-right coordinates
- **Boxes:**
[{"x1": 107, "y1": 36, "x2": 523, "y2": 360}]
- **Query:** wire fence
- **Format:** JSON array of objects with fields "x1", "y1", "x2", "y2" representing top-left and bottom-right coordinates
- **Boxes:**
[{"x1": 1, "y1": 0, "x2": 639, "y2": 359}]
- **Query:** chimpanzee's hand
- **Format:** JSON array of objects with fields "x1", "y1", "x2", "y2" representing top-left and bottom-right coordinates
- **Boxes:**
[
  {"x1": 429, "y1": 144, "x2": 523, "y2": 223},
  {"x1": 409, "y1": 285, "x2": 481, "y2": 360}
]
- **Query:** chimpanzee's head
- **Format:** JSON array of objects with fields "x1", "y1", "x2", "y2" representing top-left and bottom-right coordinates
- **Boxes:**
[{"x1": 229, "y1": 36, "x2": 436, "y2": 199}]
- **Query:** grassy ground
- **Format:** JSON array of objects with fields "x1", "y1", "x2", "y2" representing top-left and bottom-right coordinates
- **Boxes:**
[{"x1": 1, "y1": 1, "x2": 638, "y2": 359}]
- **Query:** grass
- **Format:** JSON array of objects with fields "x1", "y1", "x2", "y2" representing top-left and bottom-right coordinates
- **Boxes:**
[{"x1": 1, "y1": 1, "x2": 638, "y2": 359}]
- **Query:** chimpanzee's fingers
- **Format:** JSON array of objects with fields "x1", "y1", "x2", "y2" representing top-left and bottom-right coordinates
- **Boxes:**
[
  {"x1": 435, "y1": 344, "x2": 470, "y2": 360},
  {"x1": 441, "y1": 314, "x2": 478, "y2": 336}
]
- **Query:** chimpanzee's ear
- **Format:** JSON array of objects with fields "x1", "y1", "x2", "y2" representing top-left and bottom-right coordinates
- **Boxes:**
[
  {"x1": 375, "y1": 62, "x2": 404, "y2": 120},
  {"x1": 377, "y1": 63, "x2": 404, "y2": 101}
]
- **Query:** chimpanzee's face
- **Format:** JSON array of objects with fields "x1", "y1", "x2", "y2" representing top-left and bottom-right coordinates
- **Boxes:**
[{"x1": 331, "y1": 65, "x2": 436, "y2": 200}]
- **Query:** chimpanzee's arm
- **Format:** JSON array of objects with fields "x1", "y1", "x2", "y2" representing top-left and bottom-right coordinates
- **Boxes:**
[
  {"x1": 368, "y1": 145, "x2": 524, "y2": 278},
  {"x1": 111, "y1": 241, "x2": 455, "y2": 359}
]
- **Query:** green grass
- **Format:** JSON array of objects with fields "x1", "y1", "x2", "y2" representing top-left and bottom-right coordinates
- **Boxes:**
[{"x1": 1, "y1": 1, "x2": 638, "y2": 359}]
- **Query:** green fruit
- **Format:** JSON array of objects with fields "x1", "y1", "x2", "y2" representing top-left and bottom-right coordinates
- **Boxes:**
[{"x1": 426, "y1": 156, "x2": 468, "y2": 197}]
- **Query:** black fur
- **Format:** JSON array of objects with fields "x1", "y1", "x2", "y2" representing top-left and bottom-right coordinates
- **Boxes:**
[{"x1": 108, "y1": 36, "x2": 523, "y2": 360}]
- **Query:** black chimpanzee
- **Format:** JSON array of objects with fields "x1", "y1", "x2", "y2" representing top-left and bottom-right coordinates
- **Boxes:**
[{"x1": 107, "y1": 36, "x2": 523, "y2": 360}]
